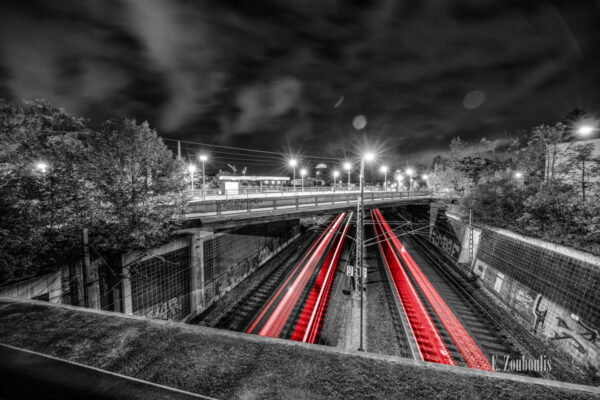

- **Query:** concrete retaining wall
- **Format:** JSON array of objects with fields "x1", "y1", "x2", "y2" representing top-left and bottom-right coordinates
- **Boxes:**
[
  {"x1": 0, "y1": 220, "x2": 301, "y2": 324},
  {"x1": 441, "y1": 213, "x2": 600, "y2": 369}
]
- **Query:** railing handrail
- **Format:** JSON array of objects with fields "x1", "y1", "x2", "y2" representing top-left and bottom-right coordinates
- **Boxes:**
[{"x1": 185, "y1": 191, "x2": 457, "y2": 217}]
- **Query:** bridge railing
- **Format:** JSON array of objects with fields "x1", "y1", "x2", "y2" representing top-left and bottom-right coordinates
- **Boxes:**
[
  {"x1": 186, "y1": 190, "x2": 453, "y2": 216},
  {"x1": 188, "y1": 185, "x2": 397, "y2": 201}
]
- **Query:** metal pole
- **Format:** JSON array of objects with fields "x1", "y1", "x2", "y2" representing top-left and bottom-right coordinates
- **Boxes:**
[
  {"x1": 358, "y1": 158, "x2": 365, "y2": 352},
  {"x1": 177, "y1": 141, "x2": 181, "y2": 160},
  {"x1": 348, "y1": 171, "x2": 351, "y2": 190},
  {"x1": 293, "y1": 168, "x2": 296, "y2": 194},
  {"x1": 201, "y1": 161, "x2": 206, "y2": 201},
  {"x1": 384, "y1": 172, "x2": 387, "y2": 191},
  {"x1": 82, "y1": 227, "x2": 91, "y2": 308},
  {"x1": 407, "y1": 177, "x2": 411, "y2": 198},
  {"x1": 191, "y1": 170, "x2": 194, "y2": 192}
]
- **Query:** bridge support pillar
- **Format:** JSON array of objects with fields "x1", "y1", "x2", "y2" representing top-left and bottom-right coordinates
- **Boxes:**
[{"x1": 189, "y1": 229, "x2": 215, "y2": 319}]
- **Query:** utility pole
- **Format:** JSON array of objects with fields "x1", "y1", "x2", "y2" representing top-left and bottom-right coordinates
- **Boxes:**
[
  {"x1": 356, "y1": 155, "x2": 370, "y2": 352},
  {"x1": 177, "y1": 141, "x2": 181, "y2": 160}
]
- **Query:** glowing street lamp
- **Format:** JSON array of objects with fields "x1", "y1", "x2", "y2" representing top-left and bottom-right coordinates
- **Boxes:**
[
  {"x1": 406, "y1": 168, "x2": 414, "y2": 198},
  {"x1": 187, "y1": 164, "x2": 197, "y2": 192},
  {"x1": 577, "y1": 125, "x2": 594, "y2": 136},
  {"x1": 333, "y1": 170, "x2": 340, "y2": 191},
  {"x1": 514, "y1": 171, "x2": 523, "y2": 179},
  {"x1": 380, "y1": 165, "x2": 388, "y2": 190},
  {"x1": 198, "y1": 154, "x2": 208, "y2": 201},
  {"x1": 300, "y1": 168, "x2": 307, "y2": 192},
  {"x1": 343, "y1": 162, "x2": 352, "y2": 189},
  {"x1": 36, "y1": 162, "x2": 48, "y2": 173},
  {"x1": 289, "y1": 159, "x2": 298, "y2": 192},
  {"x1": 395, "y1": 173, "x2": 403, "y2": 192}
]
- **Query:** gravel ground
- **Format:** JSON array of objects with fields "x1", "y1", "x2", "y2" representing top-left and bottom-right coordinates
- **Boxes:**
[
  {"x1": 365, "y1": 230, "x2": 411, "y2": 358},
  {"x1": 318, "y1": 243, "x2": 352, "y2": 347}
]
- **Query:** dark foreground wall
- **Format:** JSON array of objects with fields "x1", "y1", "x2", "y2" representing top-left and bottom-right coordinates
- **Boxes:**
[{"x1": 438, "y1": 213, "x2": 600, "y2": 369}]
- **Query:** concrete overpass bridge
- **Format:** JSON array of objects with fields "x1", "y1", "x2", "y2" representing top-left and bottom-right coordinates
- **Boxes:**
[{"x1": 184, "y1": 190, "x2": 455, "y2": 229}]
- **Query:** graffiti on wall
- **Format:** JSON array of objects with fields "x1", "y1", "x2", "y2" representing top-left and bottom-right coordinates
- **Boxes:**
[
  {"x1": 431, "y1": 230, "x2": 461, "y2": 259},
  {"x1": 549, "y1": 316, "x2": 600, "y2": 368},
  {"x1": 257, "y1": 237, "x2": 281, "y2": 266},
  {"x1": 511, "y1": 285, "x2": 538, "y2": 326},
  {"x1": 144, "y1": 296, "x2": 184, "y2": 320}
]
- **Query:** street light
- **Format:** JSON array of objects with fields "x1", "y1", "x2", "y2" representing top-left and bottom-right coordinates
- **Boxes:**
[
  {"x1": 300, "y1": 168, "x2": 307, "y2": 192},
  {"x1": 36, "y1": 162, "x2": 48, "y2": 173},
  {"x1": 357, "y1": 151, "x2": 374, "y2": 352},
  {"x1": 199, "y1": 154, "x2": 208, "y2": 201},
  {"x1": 380, "y1": 165, "x2": 388, "y2": 191},
  {"x1": 333, "y1": 170, "x2": 340, "y2": 192},
  {"x1": 514, "y1": 171, "x2": 523, "y2": 179},
  {"x1": 344, "y1": 162, "x2": 352, "y2": 190},
  {"x1": 406, "y1": 168, "x2": 414, "y2": 198},
  {"x1": 577, "y1": 125, "x2": 594, "y2": 136},
  {"x1": 187, "y1": 164, "x2": 197, "y2": 192},
  {"x1": 289, "y1": 159, "x2": 298, "y2": 193}
]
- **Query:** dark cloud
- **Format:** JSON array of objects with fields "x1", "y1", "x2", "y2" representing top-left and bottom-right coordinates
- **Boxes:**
[{"x1": 1, "y1": 0, "x2": 599, "y2": 169}]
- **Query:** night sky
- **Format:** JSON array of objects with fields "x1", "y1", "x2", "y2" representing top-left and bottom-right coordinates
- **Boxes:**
[{"x1": 1, "y1": 0, "x2": 599, "y2": 166}]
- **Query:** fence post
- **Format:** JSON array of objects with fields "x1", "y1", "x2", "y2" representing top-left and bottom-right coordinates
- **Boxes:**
[{"x1": 247, "y1": 199, "x2": 251, "y2": 213}]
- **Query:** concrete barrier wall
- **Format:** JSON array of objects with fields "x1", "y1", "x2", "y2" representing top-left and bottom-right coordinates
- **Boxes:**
[
  {"x1": 440, "y1": 213, "x2": 600, "y2": 369},
  {"x1": 0, "y1": 220, "x2": 301, "y2": 324}
]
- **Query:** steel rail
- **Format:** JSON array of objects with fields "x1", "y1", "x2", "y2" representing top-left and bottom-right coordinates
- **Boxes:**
[
  {"x1": 371, "y1": 209, "x2": 455, "y2": 365},
  {"x1": 374, "y1": 208, "x2": 492, "y2": 370},
  {"x1": 295, "y1": 213, "x2": 353, "y2": 343}
]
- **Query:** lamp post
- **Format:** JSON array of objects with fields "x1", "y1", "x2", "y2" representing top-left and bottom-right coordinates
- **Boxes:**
[
  {"x1": 199, "y1": 154, "x2": 208, "y2": 201},
  {"x1": 289, "y1": 159, "x2": 297, "y2": 194},
  {"x1": 357, "y1": 152, "x2": 374, "y2": 352},
  {"x1": 344, "y1": 162, "x2": 351, "y2": 190},
  {"x1": 300, "y1": 168, "x2": 307, "y2": 192},
  {"x1": 187, "y1": 164, "x2": 197, "y2": 193},
  {"x1": 406, "y1": 168, "x2": 414, "y2": 198},
  {"x1": 380, "y1": 165, "x2": 388, "y2": 191},
  {"x1": 333, "y1": 170, "x2": 339, "y2": 193}
]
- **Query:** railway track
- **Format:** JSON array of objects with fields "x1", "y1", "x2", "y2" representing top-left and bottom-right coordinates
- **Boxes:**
[
  {"x1": 403, "y1": 236, "x2": 515, "y2": 365},
  {"x1": 212, "y1": 231, "x2": 318, "y2": 331},
  {"x1": 246, "y1": 212, "x2": 352, "y2": 343},
  {"x1": 373, "y1": 207, "x2": 557, "y2": 377}
]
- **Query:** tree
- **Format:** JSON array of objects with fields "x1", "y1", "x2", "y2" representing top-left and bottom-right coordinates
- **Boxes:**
[
  {"x1": 0, "y1": 99, "x2": 189, "y2": 283},
  {"x1": 84, "y1": 119, "x2": 188, "y2": 251},
  {"x1": 0, "y1": 99, "x2": 90, "y2": 281},
  {"x1": 562, "y1": 143, "x2": 599, "y2": 203}
]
